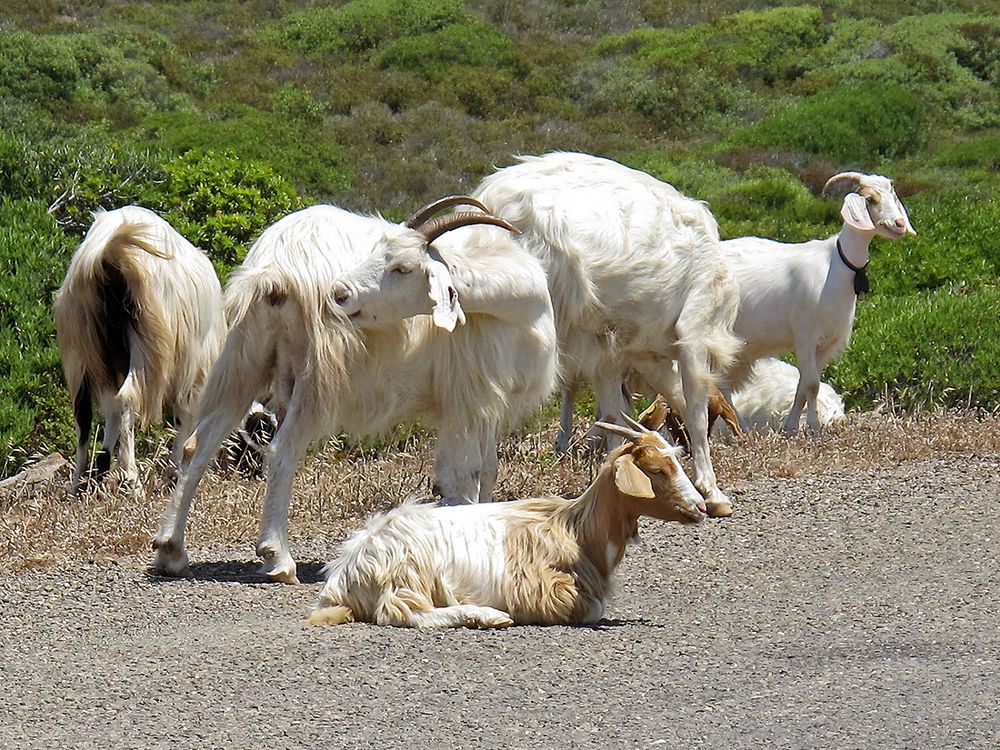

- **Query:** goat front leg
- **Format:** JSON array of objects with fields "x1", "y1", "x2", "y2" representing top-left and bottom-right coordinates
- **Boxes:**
[
  {"x1": 433, "y1": 426, "x2": 482, "y2": 504},
  {"x1": 677, "y1": 352, "x2": 731, "y2": 517},
  {"x1": 784, "y1": 344, "x2": 821, "y2": 434},
  {"x1": 408, "y1": 605, "x2": 514, "y2": 629},
  {"x1": 477, "y1": 426, "x2": 499, "y2": 502}
]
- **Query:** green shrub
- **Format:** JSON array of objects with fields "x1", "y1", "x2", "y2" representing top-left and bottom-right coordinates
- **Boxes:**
[
  {"x1": 806, "y1": 14, "x2": 1000, "y2": 130},
  {"x1": 0, "y1": 199, "x2": 75, "y2": 471},
  {"x1": 0, "y1": 131, "x2": 168, "y2": 234},
  {"x1": 139, "y1": 108, "x2": 353, "y2": 198},
  {"x1": 732, "y1": 84, "x2": 925, "y2": 163},
  {"x1": 826, "y1": 287, "x2": 1000, "y2": 410},
  {"x1": 144, "y1": 150, "x2": 303, "y2": 277},
  {"x1": 377, "y1": 21, "x2": 520, "y2": 82},
  {"x1": 267, "y1": 0, "x2": 466, "y2": 57},
  {"x1": 0, "y1": 30, "x2": 202, "y2": 126}
]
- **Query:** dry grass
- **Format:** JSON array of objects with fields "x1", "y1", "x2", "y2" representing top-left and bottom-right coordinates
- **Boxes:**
[{"x1": 2, "y1": 409, "x2": 998, "y2": 574}]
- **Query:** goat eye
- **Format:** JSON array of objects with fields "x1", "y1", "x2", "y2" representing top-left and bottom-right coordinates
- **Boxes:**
[{"x1": 391, "y1": 265, "x2": 413, "y2": 275}]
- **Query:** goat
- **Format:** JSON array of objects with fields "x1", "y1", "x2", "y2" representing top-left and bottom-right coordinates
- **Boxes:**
[
  {"x1": 53, "y1": 206, "x2": 226, "y2": 495},
  {"x1": 153, "y1": 197, "x2": 557, "y2": 583},
  {"x1": 474, "y1": 151, "x2": 741, "y2": 516},
  {"x1": 308, "y1": 413, "x2": 705, "y2": 629},
  {"x1": 721, "y1": 171, "x2": 915, "y2": 433},
  {"x1": 712, "y1": 358, "x2": 844, "y2": 436}
]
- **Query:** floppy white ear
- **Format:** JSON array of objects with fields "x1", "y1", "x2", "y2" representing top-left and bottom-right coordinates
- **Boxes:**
[
  {"x1": 427, "y1": 259, "x2": 465, "y2": 331},
  {"x1": 613, "y1": 455, "x2": 655, "y2": 499},
  {"x1": 841, "y1": 193, "x2": 875, "y2": 231}
]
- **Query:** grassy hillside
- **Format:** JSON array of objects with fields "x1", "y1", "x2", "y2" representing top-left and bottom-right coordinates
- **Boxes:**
[{"x1": 1, "y1": 0, "x2": 998, "y2": 470}]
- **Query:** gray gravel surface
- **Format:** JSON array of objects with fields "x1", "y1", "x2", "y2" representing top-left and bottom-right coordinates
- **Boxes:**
[{"x1": 2, "y1": 455, "x2": 998, "y2": 749}]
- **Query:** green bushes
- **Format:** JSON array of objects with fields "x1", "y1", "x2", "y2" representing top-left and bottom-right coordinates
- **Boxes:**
[
  {"x1": 138, "y1": 108, "x2": 353, "y2": 198},
  {"x1": 827, "y1": 287, "x2": 1000, "y2": 410},
  {"x1": 145, "y1": 150, "x2": 303, "y2": 277},
  {"x1": 270, "y1": 0, "x2": 466, "y2": 57},
  {"x1": 0, "y1": 200, "x2": 74, "y2": 469},
  {"x1": 732, "y1": 84, "x2": 925, "y2": 163}
]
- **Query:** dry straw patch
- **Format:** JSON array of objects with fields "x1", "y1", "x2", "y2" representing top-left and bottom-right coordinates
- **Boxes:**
[{"x1": 2, "y1": 409, "x2": 998, "y2": 574}]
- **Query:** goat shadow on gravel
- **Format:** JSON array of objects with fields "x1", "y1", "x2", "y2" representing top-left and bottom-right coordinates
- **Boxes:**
[{"x1": 144, "y1": 560, "x2": 327, "y2": 585}]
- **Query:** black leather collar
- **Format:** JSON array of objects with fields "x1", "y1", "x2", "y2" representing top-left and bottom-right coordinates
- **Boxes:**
[{"x1": 837, "y1": 238, "x2": 869, "y2": 298}]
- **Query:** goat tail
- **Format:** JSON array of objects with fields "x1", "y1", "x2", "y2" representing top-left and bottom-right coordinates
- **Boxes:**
[
  {"x1": 308, "y1": 605, "x2": 355, "y2": 626},
  {"x1": 222, "y1": 262, "x2": 363, "y2": 427},
  {"x1": 54, "y1": 218, "x2": 176, "y2": 427}
]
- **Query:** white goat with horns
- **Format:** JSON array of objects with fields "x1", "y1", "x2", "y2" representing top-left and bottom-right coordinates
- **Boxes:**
[
  {"x1": 309, "y1": 412, "x2": 705, "y2": 629},
  {"x1": 153, "y1": 197, "x2": 557, "y2": 583},
  {"x1": 721, "y1": 171, "x2": 916, "y2": 433},
  {"x1": 53, "y1": 206, "x2": 226, "y2": 495},
  {"x1": 474, "y1": 152, "x2": 741, "y2": 516}
]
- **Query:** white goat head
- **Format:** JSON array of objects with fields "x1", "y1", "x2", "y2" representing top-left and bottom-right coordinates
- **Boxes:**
[
  {"x1": 596, "y1": 414, "x2": 707, "y2": 522},
  {"x1": 823, "y1": 172, "x2": 917, "y2": 239},
  {"x1": 331, "y1": 196, "x2": 519, "y2": 331}
]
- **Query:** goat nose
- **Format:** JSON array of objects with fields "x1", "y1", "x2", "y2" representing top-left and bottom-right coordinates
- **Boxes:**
[
  {"x1": 895, "y1": 218, "x2": 905, "y2": 228},
  {"x1": 332, "y1": 282, "x2": 352, "y2": 305}
]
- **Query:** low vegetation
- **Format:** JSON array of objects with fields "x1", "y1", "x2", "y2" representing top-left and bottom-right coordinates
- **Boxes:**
[{"x1": 1, "y1": 0, "x2": 998, "y2": 474}]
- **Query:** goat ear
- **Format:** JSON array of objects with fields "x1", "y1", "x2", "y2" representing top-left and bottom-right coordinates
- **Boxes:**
[
  {"x1": 613, "y1": 455, "x2": 655, "y2": 499},
  {"x1": 637, "y1": 396, "x2": 670, "y2": 432},
  {"x1": 841, "y1": 193, "x2": 875, "y2": 231},
  {"x1": 427, "y1": 258, "x2": 465, "y2": 331}
]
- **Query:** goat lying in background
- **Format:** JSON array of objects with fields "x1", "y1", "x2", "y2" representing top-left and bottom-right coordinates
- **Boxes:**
[
  {"x1": 712, "y1": 358, "x2": 845, "y2": 436},
  {"x1": 53, "y1": 206, "x2": 226, "y2": 495},
  {"x1": 722, "y1": 171, "x2": 915, "y2": 433},
  {"x1": 309, "y1": 414, "x2": 705, "y2": 629}
]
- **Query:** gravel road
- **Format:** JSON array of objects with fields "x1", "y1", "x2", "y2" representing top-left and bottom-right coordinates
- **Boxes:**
[{"x1": 2, "y1": 454, "x2": 997, "y2": 749}]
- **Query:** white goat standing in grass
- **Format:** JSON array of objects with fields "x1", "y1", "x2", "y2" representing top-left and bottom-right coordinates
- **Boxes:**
[
  {"x1": 153, "y1": 197, "x2": 557, "y2": 584},
  {"x1": 474, "y1": 152, "x2": 741, "y2": 516},
  {"x1": 722, "y1": 171, "x2": 916, "y2": 434},
  {"x1": 309, "y1": 413, "x2": 705, "y2": 629},
  {"x1": 53, "y1": 206, "x2": 226, "y2": 495}
]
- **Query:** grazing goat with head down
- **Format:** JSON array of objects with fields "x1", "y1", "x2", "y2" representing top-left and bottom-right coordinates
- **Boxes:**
[
  {"x1": 153, "y1": 197, "x2": 557, "y2": 584},
  {"x1": 53, "y1": 206, "x2": 226, "y2": 495},
  {"x1": 474, "y1": 151, "x2": 741, "y2": 517},
  {"x1": 721, "y1": 171, "x2": 915, "y2": 433},
  {"x1": 309, "y1": 413, "x2": 705, "y2": 629}
]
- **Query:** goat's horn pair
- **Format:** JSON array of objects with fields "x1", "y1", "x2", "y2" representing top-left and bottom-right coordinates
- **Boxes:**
[
  {"x1": 594, "y1": 413, "x2": 648, "y2": 442},
  {"x1": 418, "y1": 211, "x2": 520, "y2": 246},
  {"x1": 405, "y1": 195, "x2": 490, "y2": 230},
  {"x1": 406, "y1": 195, "x2": 520, "y2": 246}
]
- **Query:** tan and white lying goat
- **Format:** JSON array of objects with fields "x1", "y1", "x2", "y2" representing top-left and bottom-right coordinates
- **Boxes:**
[{"x1": 309, "y1": 416, "x2": 706, "y2": 629}]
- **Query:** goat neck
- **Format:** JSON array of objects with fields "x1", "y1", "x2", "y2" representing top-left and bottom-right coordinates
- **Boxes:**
[
  {"x1": 835, "y1": 222, "x2": 875, "y2": 272},
  {"x1": 562, "y1": 465, "x2": 642, "y2": 577}
]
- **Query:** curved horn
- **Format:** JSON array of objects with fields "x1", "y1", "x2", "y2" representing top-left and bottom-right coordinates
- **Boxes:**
[
  {"x1": 594, "y1": 421, "x2": 644, "y2": 442},
  {"x1": 418, "y1": 211, "x2": 520, "y2": 246},
  {"x1": 621, "y1": 411, "x2": 652, "y2": 434},
  {"x1": 822, "y1": 172, "x2": 866, "y2": 200},
  {"x1": 405, "y1": 195, "x2": 491, "y2": 229}
]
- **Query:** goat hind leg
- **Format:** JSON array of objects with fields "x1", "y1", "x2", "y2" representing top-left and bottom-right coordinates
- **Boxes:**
[{"x1": 153, "y1": 395, "x2": 252, "y2": 576}]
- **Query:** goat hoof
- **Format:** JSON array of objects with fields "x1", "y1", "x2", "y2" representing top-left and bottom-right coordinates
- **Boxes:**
[
  {"x1": 151, "y1": 541, "x2": 192, "y2": 578},
  {"x1": 265, "y1": 569, "x2": 300, "y2": 585},
  {"x1": 705, "y1": 499, "x2": 733, "y2": 518}
]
